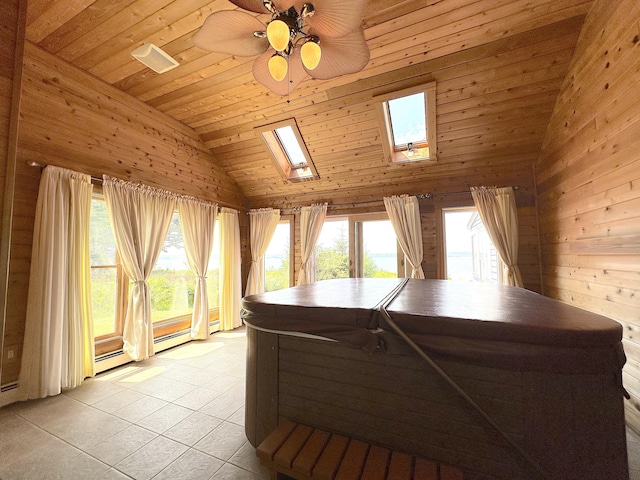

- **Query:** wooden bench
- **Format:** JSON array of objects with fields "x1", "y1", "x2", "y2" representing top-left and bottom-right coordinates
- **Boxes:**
[{"x1": 257, "y1": 420, "x2": 466, "y2": 480}]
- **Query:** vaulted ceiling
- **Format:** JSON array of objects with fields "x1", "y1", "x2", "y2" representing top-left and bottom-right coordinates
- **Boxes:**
[{"x1": 24, "y1": 0, "x2": 594, "y2": 208}]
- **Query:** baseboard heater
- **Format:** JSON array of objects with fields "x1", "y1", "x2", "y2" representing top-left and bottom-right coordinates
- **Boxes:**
[
  {"x1": 0, "y1": 381, "x2": 18, "y2": 393},
  {"x1": 95, "y1": 330, "x2": 188, "y2": 363},
  {"x1": 96, "y1": 320, "x2": 221, "y2": 364}
]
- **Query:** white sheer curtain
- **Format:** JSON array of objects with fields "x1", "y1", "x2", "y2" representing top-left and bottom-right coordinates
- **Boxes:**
[
  {"x1": 103, "y1": 176, "x2": 176, "y2": 361},
  {"x1": 471, "y1": 186, "x2": 523, "y2": 287},
  {"x1": 19, "y1": 166, "x2": 94, "y2": 400},
  {"x1": 383, "y1": 195, "x2": 425, "y2": 279},
  {"x1": 245, "y1": 208, "x2": 281, "y2": 296},
  {"x1": 178, "y1": 197, "x2": 218, "y2": 340},
  {"x1": 218, "y1": 207, "x2": 242, "y2": 330},
  {"x1": 297, "y1": 203, "x2": 327, "y2": 286}
]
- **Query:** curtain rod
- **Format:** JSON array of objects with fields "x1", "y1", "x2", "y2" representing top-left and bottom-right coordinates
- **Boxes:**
[
  {"x1": 274, "y1": 194, "x2": 428, "y2": 213},
  {"x1": 273, "y1": 186, "x2": 519, "y2": 213},
  {"x1": 26, "y1": 161, "x2": 241, "y2": 211},
  {"x1": 27, "y1": 161, "x2": 103, "y2": 184},
  {"x1": 28, "y1": 162, "x2": 518, "y2": 213}
]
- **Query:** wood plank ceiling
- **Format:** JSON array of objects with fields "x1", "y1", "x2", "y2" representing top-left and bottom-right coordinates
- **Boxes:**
[{"x1": 24, "y1": 0, "x2": 594, "y2": 209}]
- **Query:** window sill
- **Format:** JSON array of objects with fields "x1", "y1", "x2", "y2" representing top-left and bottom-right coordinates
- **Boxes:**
[{"x1": 95, "y1": 320, "x2": 221, "y2": 374}]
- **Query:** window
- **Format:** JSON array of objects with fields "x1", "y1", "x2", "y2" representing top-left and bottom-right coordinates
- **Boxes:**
[
  {"x1": 89, "y1": 195, "x2": 221, "y2": 357},
  {"x1": 90, "y1": 195, "x2": 127, "y2": 355},
  {"x1": 256, "y1": 119, "x2": 319, "y2": 182},
  {"x1": 147, "y1": 214, "x2": 221, "y2": 336},
  {"x1": 469, "y1": 213, "x2": 500, "y2": 284},
  {"x1": 148, "y1": 213, "x2": 195, "y2": 324},
  {"x1": 264, "y1": 219, "x2": 292, "y2": 291},
  {"x1": 355, "y1": 217, "x2": 401, "y2": 278},
  {"x1": 374, "y1": 82, "x2": 437, "y2": 164},
  {"x1": 443, "y1": 208, "x2": 500, "y2": 283},
  {"x1": 314, "y1": 213, "x2": 404, "y2": 280},
  {"x1": 207, "y1": 222, "x2": 220, "y2": 316}
]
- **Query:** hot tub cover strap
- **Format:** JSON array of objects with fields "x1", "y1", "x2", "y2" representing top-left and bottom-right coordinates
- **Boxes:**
[{"x1": 378, "y1": 278, "x2": 549, "y2": 480}]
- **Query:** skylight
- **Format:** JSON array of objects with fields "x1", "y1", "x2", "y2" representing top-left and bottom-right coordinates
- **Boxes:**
[
  {"x1": 256, "y1": 120, "x2": 319, "y2": 182},
  {"x1": 374, "y1": 82, "x2": 437, "y2": 164},
  {"x1": 275, "y1": 126, "x2": 307, "y2": 167}
]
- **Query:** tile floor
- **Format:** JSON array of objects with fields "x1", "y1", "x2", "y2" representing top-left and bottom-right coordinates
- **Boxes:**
[
  {"x1": 1, "y1": 326, "x2": 640, "y2": 479},
  {"x1": 0, "y1": 328, "x2": 267, "y2": 480}
]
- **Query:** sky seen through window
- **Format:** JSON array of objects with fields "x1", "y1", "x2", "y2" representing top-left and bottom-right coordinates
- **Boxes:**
[{"x1": 388, "y1": 92, "x2": 427, "y2": 146}]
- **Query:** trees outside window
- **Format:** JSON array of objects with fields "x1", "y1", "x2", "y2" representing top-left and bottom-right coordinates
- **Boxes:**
[
  {"x1": 148, "y1": 213, "x2": 194, "y2": 322},
  {"x1": 315, "y1": 215, "x2": 402, "y2": 280},
  {"x1": 316, "y1": 220, "x2": 349, "y2": 280},
  {"x1": 264, "y1": 220, "x2": 292, "y2": 292}
]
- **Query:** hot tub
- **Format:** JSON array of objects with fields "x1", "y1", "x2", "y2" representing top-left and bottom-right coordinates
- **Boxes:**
[{"x1": 242, "y1": 278, "x2": 628, "y2": 480}]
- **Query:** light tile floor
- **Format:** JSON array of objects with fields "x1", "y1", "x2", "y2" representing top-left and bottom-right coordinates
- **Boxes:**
[
  {"x1": 629, "y1": 428, "x2": 640, "y2": 480},
  {"x1": 0, "y1": 328, "x2": 268, "y2": 480},
  {"x1": 1, "y1": 326, "x2": 640, "y2": 479}
]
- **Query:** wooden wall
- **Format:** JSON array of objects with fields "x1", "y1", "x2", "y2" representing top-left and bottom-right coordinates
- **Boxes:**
[
  {"x1": 1, "y1": 42, "x2": 247, "y2": 386},
  {"x1": 19, "y1": 42, "x2": 245, "y2": 204},
  {"x1": 0, "y1": 0, "x2": 19, "y2": 198},
  {"x1": 0, "y1": 0, "x2": 23, "y2": 388},
  {"x1": 535, "y1": 0, "x2": 640, "y2": 430}
]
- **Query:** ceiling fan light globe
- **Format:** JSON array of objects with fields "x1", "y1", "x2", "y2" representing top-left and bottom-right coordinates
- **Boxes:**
[
  {"x1": 268, "y1": 54, "x2": 288, "y2": 81},
  {"x1": 301, "y1": 40, "x2": 321, "y2": 70},
  {"x1": 267, "y1": 20, "x2": 290, "y2": 52}
]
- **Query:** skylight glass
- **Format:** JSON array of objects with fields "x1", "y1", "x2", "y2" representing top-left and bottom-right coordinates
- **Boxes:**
[
  {"x1": 374, "y1": 82, "x2": 436, "y2": 164},
  {"x1": 256, "y1": 119, "x2": 319, "y2": 182},
  {"x1": 387, "y1": 92, "x2": 427, "y2": 147},
  {"x1": 275, "y1": 126, "x2": 307, "y2": 167}
]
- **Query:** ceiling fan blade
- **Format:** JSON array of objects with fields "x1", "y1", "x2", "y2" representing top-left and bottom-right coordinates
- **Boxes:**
[
  {"x1": 230, "y1": 0, "x2": 295, "y2": 13},
  {"x1": 294, "y1": 0, "x2": 367, "y2": 38},
  {"x1": 229, "y1": 0, "x2": 271, "y2": 14},
  {"x1": 273, "y1": 0, "x2": 296, "y2": 10},
  {"x1": 253, "y1": 48, "x2": 307, "y2": 96},
  {"x1": 194, "y1": 10, "x2": 269, "y2": 56},
  {"x1": 305, "y1": 29, "x2": 369, "y2": 80}
]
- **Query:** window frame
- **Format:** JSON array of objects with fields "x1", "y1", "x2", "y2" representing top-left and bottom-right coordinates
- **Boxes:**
[
  {"x1": 374, "y1": 82, "x2": 437, "y2": 164},
  {"x1": 440, "y1": 206, "x2": 502, "y2": 283},
  {"x1": 313, "y1": 212, "x2": 404, "y2": 280},
  {"x1": 91, "y1": 189, "x2": 128, "y2": 356},
  {"x1": 349, "y1": 212, "x2": 405, "y2": 278},
  {"x1": 256, "y1": 119, "x2": 319, "y2": 182},
  {"x1": 145, "y1": 210, "x2": 222, "y2": 335},
  {"x1": 148, "y1": 211, "x2": 196, "y2": 331},
  {"x1": 92, "y1": 254, "x2": 129, "y2": 357}
]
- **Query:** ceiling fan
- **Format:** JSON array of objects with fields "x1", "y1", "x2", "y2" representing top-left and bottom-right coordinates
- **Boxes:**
[{"x1": 193, "y1": 0, "x2": 369, "y2": 96}]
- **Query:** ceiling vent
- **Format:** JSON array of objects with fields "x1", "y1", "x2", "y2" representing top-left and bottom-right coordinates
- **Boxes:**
[{"x1": 131, "y1": 43, "x2": 179, "y2": 73}]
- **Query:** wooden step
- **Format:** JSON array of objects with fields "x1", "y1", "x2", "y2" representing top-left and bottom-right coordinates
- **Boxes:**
[{"x1": 257, "y1": 420, "x2": 465, "y2": 480}]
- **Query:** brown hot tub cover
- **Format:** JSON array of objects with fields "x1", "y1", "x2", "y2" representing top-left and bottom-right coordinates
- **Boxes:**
[{"x1": 241, "y1": 278, "x2": 625, "y2": 375}]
